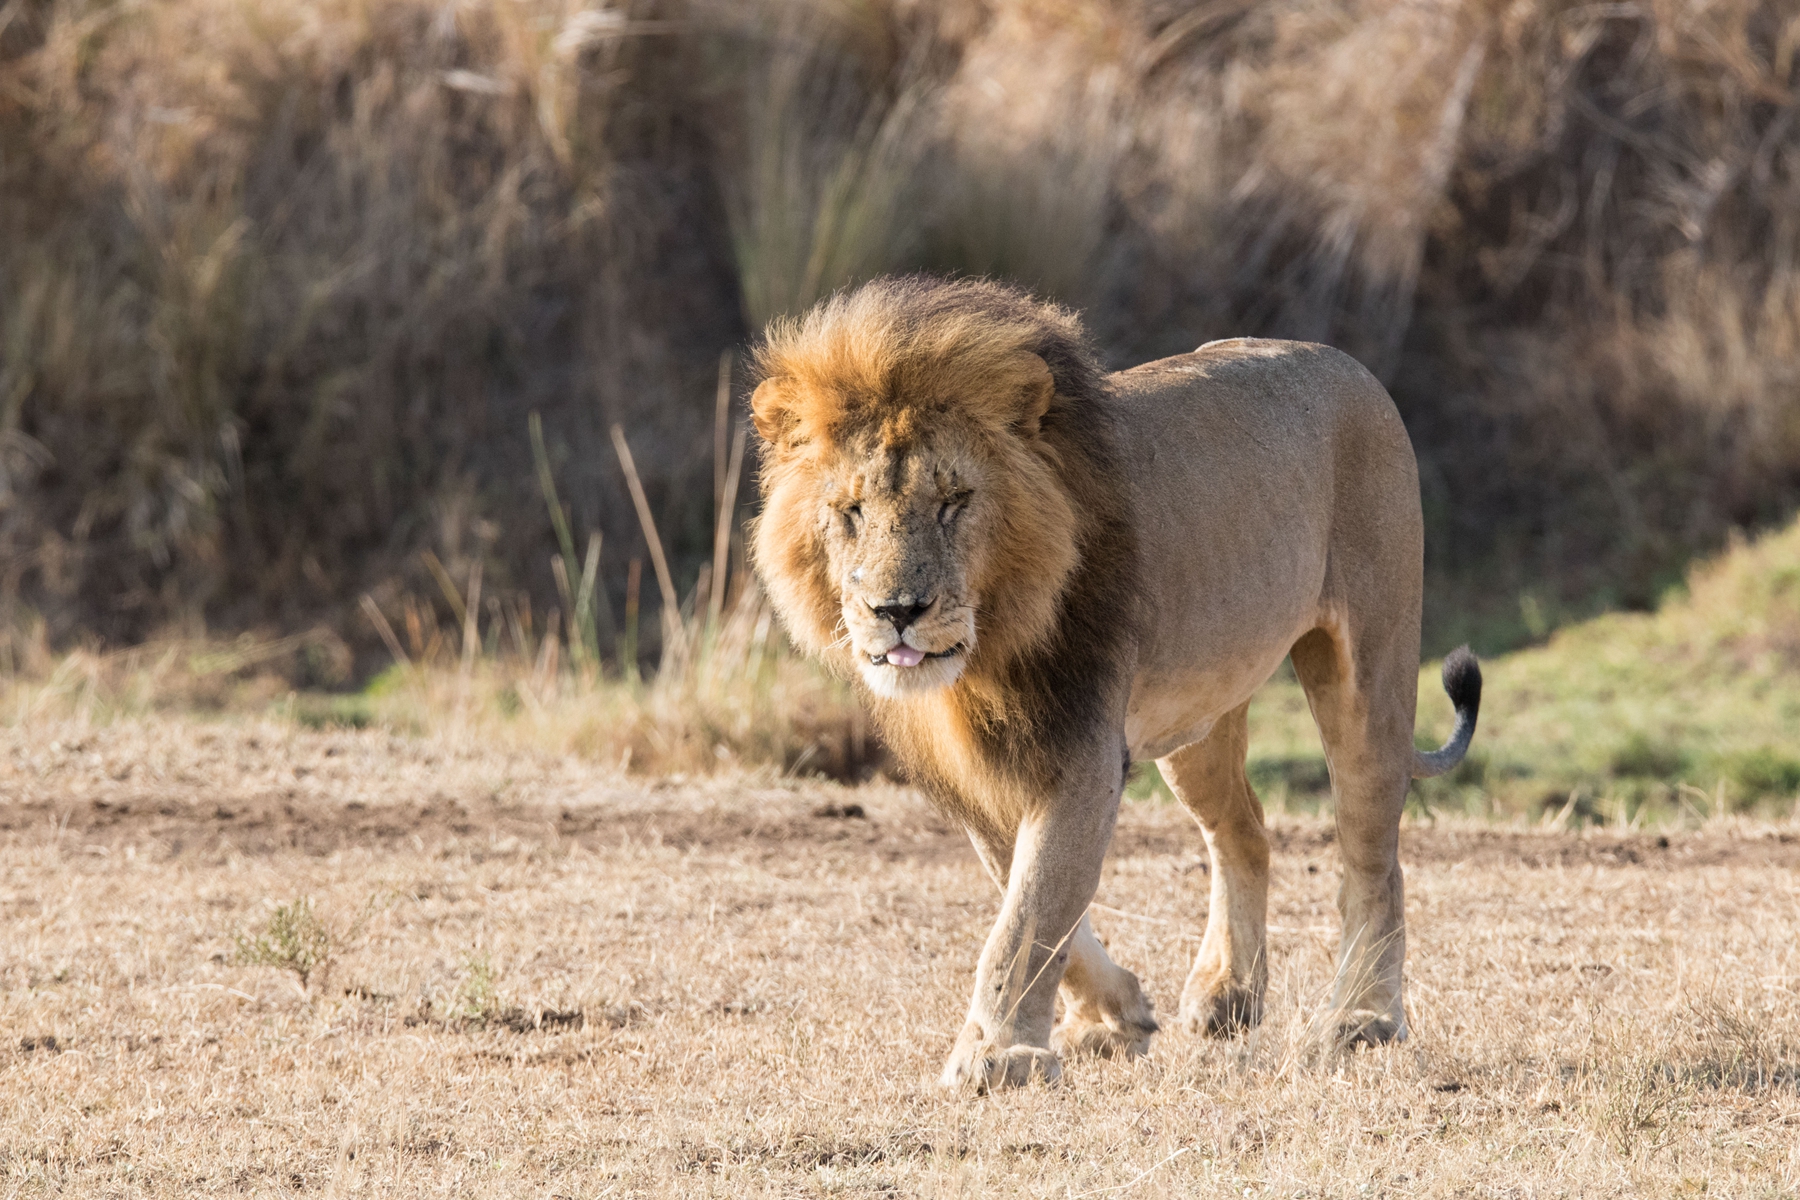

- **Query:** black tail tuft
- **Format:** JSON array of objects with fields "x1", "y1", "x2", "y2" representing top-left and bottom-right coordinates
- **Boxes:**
[
  {"x1": 1412, "y1": 645, "x2": 1483, "y2": 779},
  {"x1": 1441, "y1": 644, "x2": 1482, "y2": 717}
]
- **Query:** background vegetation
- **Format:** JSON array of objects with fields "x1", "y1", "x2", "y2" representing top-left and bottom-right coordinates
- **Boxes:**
[
  {"x1": 4, "y1": 0, "x2": 1798, "y2": 659},
  {"x1": 6, "y1": 10, "x2": 1796, "y2": 1188}
]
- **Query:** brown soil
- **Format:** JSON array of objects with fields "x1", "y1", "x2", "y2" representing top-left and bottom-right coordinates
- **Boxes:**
[{"x1": 6, "y1": 719, "x2": 1796, "y2": 870}]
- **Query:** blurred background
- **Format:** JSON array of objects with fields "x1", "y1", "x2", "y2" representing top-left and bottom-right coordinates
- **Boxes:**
[{"x1": 3, "y1": 0, "x2": 1799, "y2": 812}]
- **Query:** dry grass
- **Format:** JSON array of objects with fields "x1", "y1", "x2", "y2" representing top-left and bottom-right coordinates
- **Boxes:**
[
  {"x1": 0, "y1": 599, "x2": 872, "y2": 781},
  {"x1": 3, "y1": 717, "x2": 1798, "y2": 1196},
  {"x1": 0, "y1": 392, "x2": 879, "y2": 780},
  {"x1": 10, "y1": 507, "x2": 1800, "y2": 804},
  {"x1": 0, "y1": 0, "x2": 721, "y2": 643}
]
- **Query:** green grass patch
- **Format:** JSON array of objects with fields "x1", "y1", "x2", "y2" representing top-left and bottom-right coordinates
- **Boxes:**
[
  {"x1": 234, "y1": 897, "x2": 333, "y2": 993},
  {"x1": 288, "y1": 694, "x2": 376, "y2": 730}
]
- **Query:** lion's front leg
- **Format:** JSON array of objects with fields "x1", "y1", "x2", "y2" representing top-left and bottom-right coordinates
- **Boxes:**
[{"x1": 942, "y1": 769, "x2": 1124, "y2": 1092}]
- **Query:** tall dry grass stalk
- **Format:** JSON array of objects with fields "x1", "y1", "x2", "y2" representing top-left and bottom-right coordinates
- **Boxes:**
[
  {"x1": 348, "y1": 390, "x2": 868, "y2": 778},
  {"x1": 713, "y1": 0, "x2": 937, "y2": 327}
]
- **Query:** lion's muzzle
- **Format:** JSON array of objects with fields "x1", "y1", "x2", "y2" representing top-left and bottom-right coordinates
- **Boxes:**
[{"x1": 846, "y1": 593, "x2": 975, "y2": 698}]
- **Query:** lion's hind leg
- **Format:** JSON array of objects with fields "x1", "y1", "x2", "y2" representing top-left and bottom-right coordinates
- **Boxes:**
[
  {"x1": 1289, "y1": 624, "x2": 1416, "y2": 1046},
  {"x1": 1052, "y1": 914, "x2": 1158, "y2": 1060},
  {"x1": 1160, "y1": 701, "x2": 1271, "y2": 1037}
]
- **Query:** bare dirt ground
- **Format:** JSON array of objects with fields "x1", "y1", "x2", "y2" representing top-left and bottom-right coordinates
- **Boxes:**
[{"x1": 3, "y1": 718, "x2": 1799, "y2": 1197}]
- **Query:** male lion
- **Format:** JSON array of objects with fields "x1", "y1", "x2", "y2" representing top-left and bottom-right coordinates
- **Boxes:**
[{"x1": 749, "y1": 276, "x2": 1480, "y2": 1091}]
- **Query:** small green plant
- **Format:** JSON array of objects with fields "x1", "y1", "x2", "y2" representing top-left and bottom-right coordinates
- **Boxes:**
[
  {"x1": 235, "y1": 897, "x2": 333, "y2": 993},
  {"x1": 289, "y1": 694, "x2": 374, "y2": 730},
  {"x1": 233, "y1": 892, "x2": 393, "y2": 995},
  {"x1": 454, "y1": 952, "x2": 501, "y2": 1023}
]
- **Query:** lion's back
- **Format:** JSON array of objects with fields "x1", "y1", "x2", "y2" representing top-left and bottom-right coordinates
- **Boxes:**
[
  {"x1": 1113, "y1": 337, "x2": 1395, "y2": 437},
  {"x1": 1109, "y1": 337, "x2": 1415, "y2": 514}
]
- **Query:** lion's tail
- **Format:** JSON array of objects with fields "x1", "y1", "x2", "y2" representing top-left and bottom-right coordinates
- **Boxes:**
[{"x1": 1411, "y1": 646, "x2": 1482, "y2": 779}]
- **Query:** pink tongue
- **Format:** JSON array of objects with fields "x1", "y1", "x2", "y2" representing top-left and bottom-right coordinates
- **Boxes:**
[{"x1": 886, "y1": 644, "x2": 926, "y2": 668}]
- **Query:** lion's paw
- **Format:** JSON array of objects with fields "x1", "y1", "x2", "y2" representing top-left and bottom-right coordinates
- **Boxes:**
[
  {"x1": 1052, "y1": 1012, "x2": 1156, "y2": 1060},
  {"x1": 1178, "y1": 983, "x2": 1263, "y2": 1039},
  {"x1": 1332, "y1": 1009, "x2": 1406, "y2": 1048},
  {"x1": 1054, "y1": 978, "x2": 1158, "y2": 1060},
  {"x1": 941, "y1": 1028, "x2": 1062, "y2": 1093}
]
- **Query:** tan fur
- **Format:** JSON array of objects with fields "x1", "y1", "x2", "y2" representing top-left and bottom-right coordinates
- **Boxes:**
[{"x1": 751, "y1": 279, "x2": 1479, "y2": 1091}]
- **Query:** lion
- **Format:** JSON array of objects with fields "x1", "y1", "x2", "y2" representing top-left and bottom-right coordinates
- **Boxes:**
[{"x1": 749, "y1": 276, "x2": 1480, "y2": 1091}]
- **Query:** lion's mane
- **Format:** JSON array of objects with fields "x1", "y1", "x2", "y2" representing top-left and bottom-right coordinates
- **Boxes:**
[{"x1": 750, "y1": 277, "x2": 1139, "y2": 822}]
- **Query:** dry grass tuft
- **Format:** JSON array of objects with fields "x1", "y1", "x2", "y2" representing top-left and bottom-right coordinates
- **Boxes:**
[{"x1": 0, "y1": 584, "x2": 873, "y2": 780}]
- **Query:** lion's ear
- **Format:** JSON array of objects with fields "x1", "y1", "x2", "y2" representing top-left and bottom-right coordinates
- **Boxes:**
[
  {"x1": 751, "y1": 378, "x2": 797, "y2": 447},
  {"x1": 1012, "y1": 353, "x2": 1055, "y2": 439}
]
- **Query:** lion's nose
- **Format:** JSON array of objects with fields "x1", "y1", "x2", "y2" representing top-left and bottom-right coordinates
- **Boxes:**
[{"x1": 871, "y1": 598, "x2": 933, "y2": 633}]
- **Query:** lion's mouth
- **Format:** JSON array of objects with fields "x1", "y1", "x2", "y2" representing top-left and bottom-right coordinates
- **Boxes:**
[{"x1": 870, "y1": 643, "x2": 964, "y2": 668}]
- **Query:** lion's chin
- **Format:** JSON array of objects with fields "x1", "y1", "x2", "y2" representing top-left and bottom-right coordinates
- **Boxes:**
[{"x1": 858, "y1": 651, "x2": 966, "y2": 699}]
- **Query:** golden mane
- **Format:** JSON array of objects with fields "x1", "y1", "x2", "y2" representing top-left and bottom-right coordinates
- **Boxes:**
[
  {"x1": 752, "y1": 277, "x2": 1090, "y2": 449},
  {"x1": 749, "y1": 276, "x2": 1139, "y2": 818}
]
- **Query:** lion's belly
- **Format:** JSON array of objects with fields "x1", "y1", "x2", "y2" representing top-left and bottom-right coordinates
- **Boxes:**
[
  {"x1": 1121, "y1": 520, "x2": 1327, "y2": 760},
  {"x1": 1125, "y1": 637, "x2": 1307, "y2": 761}
]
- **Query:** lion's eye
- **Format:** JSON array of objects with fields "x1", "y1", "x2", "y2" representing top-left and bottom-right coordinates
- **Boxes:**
[
  {"x1": 938, "y1": 493, "x2": 970, "y2": 526},
  {"x1": 841, "y1": 503, "x2": 863, "y2": 535}
]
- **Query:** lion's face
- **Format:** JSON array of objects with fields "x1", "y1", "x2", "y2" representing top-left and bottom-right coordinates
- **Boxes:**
[
  {"x1": 753, "y1": 387, "x2": 1081, "y2": 700},
  {"x1": 750, "y1": 289, "x2": 1083, "y2": 704},
  {"x1": 811, "y1": 437, "x2": 983, "y2": 698}
]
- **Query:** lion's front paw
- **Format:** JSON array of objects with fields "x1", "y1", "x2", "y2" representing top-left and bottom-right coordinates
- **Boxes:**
[
  {"x1": 1178, "y1": 982, "x2": 1263, "y2": 1038},
  {"x1": 1054, "y1": 975, "x2": 1158, "y2": 1060},
  {"x1": 1052, "y1": 1012, "x2": 1156, "y2": 1060},
  {"x1": 940, "y1": 1023, "x2": 1062, "y2": 1092}
]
